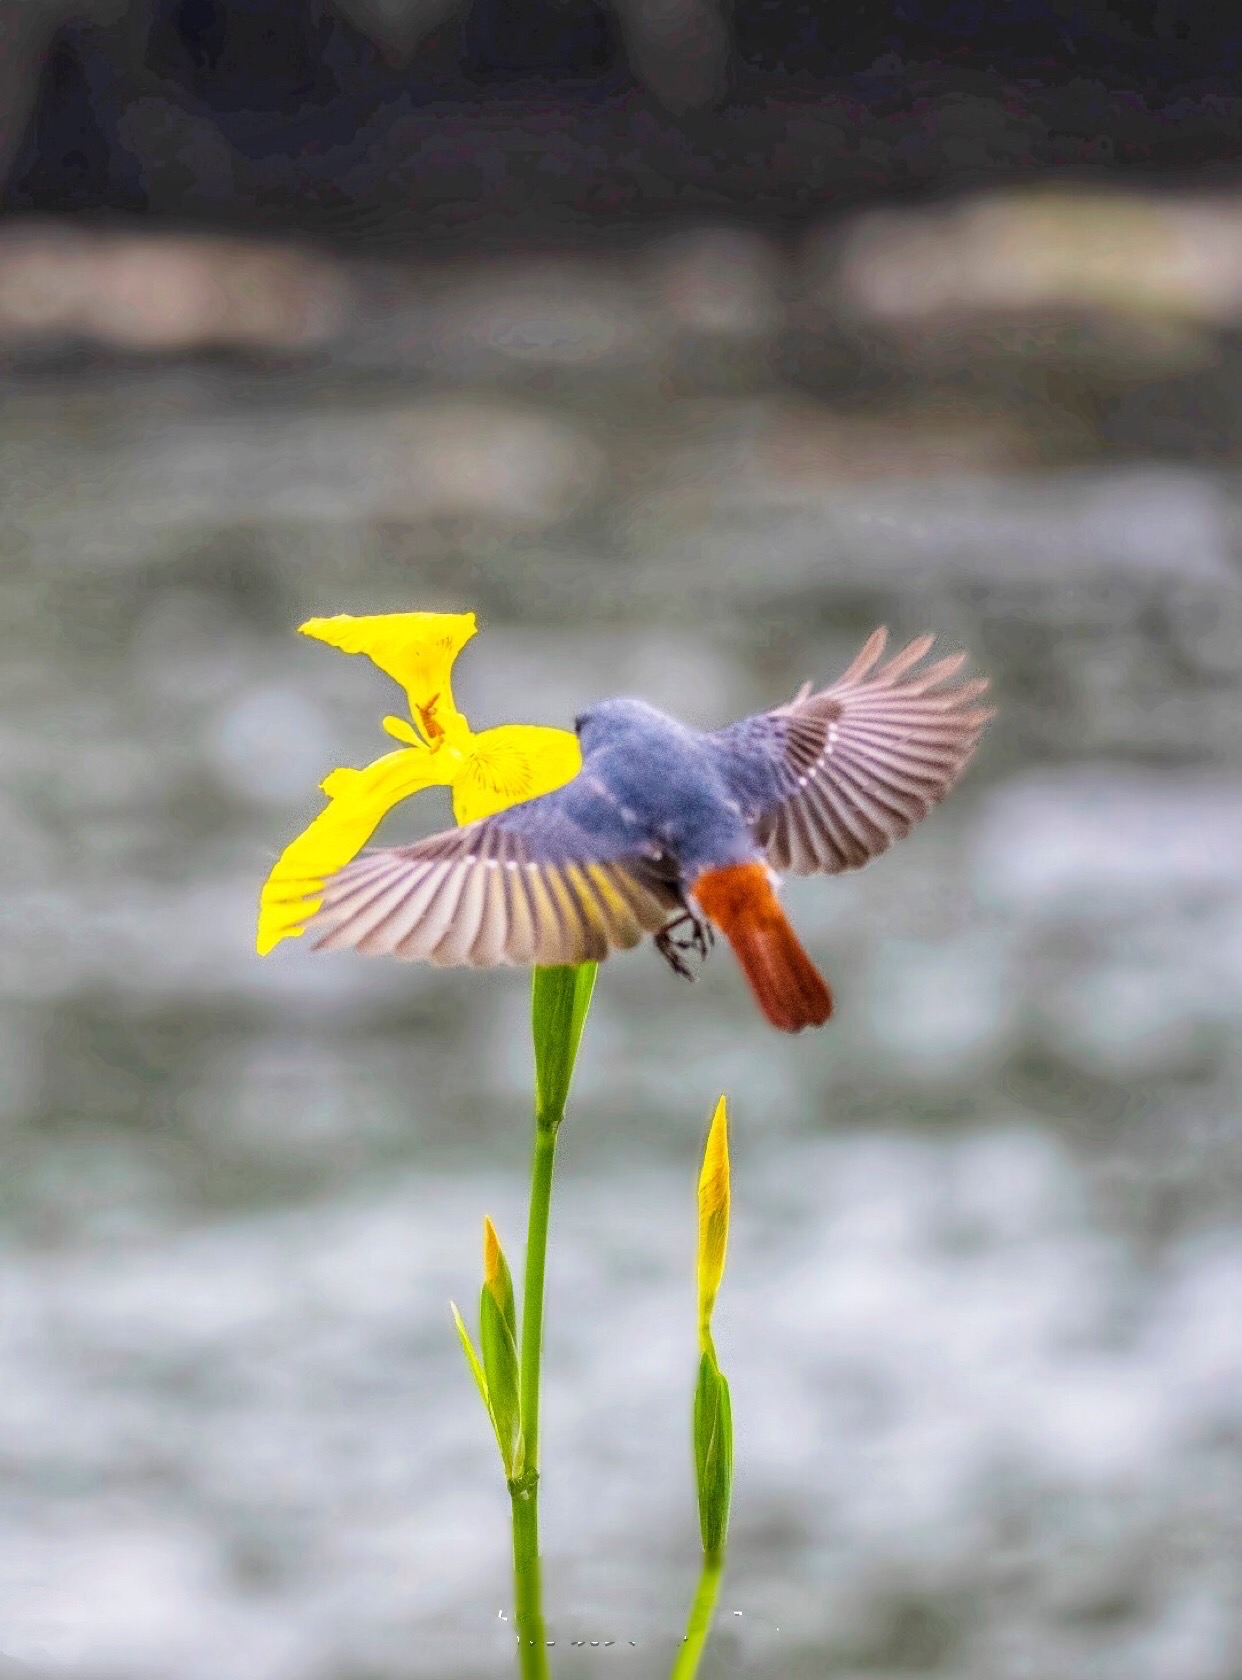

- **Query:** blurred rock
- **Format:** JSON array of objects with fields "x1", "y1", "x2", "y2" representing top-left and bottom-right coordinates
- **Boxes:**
[
  {"x1": 416, "y1": 259, "x2": 650, "y2": 374},
  {"x1": 0, "y1": 228, "x2": 349, "y2": 354},
  {"x1": 647, "y1": 225, "x2": 784, "y2": 341},
  {"x1": 830, "y1": 190, "x2": 1242, "y2": 330}
]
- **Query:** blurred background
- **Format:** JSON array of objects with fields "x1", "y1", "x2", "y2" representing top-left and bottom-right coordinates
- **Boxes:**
[{"x1": 3, "y1": 2, "x2": 1242, "y2": 1677}]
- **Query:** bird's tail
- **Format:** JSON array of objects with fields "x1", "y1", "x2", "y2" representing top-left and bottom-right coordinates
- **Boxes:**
[{"x1": 691, "y1": 862, "x2": 833, "y2": 1033}]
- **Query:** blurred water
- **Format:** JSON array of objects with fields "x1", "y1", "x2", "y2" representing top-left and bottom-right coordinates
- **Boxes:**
[{"x1": 2, "y1": 243, "x2": 1241, "y2": 1678}]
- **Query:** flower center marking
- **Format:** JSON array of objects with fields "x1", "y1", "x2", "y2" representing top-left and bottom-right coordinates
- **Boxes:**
[{"x1": 417, "y1": 692, "x2": 444, "y2": 744}]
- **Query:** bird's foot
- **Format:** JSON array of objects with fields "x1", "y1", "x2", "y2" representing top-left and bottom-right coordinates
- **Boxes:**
[{"x1": 655, "y1": 910, "x2": 715, "y2": 981}]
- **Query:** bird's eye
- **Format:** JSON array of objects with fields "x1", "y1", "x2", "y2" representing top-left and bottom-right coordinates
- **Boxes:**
[{"x1": 574, "y1": 713, "x2": 587, "y2": 733}]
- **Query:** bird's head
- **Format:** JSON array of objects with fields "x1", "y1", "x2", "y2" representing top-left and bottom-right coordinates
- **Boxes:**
[{"x1": 573, "y1": 695, "x2": 669, "y2": 753}]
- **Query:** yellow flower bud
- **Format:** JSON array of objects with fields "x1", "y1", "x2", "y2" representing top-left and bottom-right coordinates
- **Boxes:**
[{"x1": 696, "y1": 1096, "x2": 730, "y2": 1348}]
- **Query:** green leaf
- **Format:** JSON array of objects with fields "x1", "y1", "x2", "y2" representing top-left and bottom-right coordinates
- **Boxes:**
[
  {"x1": 480, "y1": 1278, "x2": 523, "y2": 1480},
  {"x1": 531, "y1": 963, "x2": 597, "y2": 1127},
  {"x1": 450, "y1": 1301, "x2": 490, "y2": 1412},
  {"x1": 693, "y1": 1351, "x2": 734, "y2": 1557}
]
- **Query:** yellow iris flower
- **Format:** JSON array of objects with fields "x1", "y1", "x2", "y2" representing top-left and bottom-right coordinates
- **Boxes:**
[{"x1": 256, "y1": 611, "x2": 582, "y2": 954}]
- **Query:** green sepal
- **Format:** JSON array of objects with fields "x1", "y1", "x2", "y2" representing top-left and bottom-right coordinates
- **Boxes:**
[
  {"x1": 693, "y1": 1350, "x2": 734, "y2": 1557},
  {"x1": 480, "y1": 1279, "x2": 523, "y2": 1479},
  {"x1": 531, "y1": 963, "x2": 597, "y2": 1128}
]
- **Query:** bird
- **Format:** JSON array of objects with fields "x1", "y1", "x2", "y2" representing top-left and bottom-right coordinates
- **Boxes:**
[{"x1": 308, "y1": 627, "x2": 993, "y2": 1032}]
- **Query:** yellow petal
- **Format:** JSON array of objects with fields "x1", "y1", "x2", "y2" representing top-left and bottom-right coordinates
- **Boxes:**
[
  {"x1": 697, "y1": 1096, "x2": 731, "y2": 1344},
  {"x1": 256, "y1": 746, "x2": 458, "y2": 953},
  {"x1": 452, "y1": 723, "x2": 582, "y2": 824},
  {"x1": 299, "y1": 612, "x2": 477, "y2": 738},
  {"x1": 482, "y1": 1215, "x2": 503, "y2": 1294},
  {"x1": 481, "y1": 1216, "x2": 517, "y2": 1340},
  {"x1": 381, "y1": 715, "x2": 423, "y2": 746}
]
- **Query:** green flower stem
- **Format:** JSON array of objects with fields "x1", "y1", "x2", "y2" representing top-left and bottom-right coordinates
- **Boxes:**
[
  {"x1": 509, "y1": 962, "x2": 596, "y2": 1679},
  {"x1": 519, "y1": 1115, "x2": 559, "y2": 1485},
  {"x1": 670, "y1": 1551, "x2": 725, "y2": 1680},
  {"x1": 511, "y1": 1466, "x2": 549, "y2": 1678},
  {"x1": 510, "y1": 1116, "x2": 559, "y2": 1677}
]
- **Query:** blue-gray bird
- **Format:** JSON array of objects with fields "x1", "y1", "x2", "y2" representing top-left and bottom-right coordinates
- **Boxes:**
[{"x1": 310, "y1": 627, "x2": 992, "y2": 1030}]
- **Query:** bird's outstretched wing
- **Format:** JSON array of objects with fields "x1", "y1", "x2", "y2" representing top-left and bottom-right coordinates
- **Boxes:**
[
  {"x1": 714, "y1": 628, "x2": 993, "y2": 875},
  {"x1": 306, "y1": 777, "x2": 683, "y2": 967}
]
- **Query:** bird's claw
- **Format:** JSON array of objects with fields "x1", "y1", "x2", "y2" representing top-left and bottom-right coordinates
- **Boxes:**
[{"x1": 655, "y1": 910, "x2": 715, "y2": 982}]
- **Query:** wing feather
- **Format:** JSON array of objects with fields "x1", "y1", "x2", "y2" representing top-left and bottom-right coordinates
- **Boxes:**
[
  {"x1": 721, "y1": 627, "x2": 993, "y2": 877},
  {"x1": 502, "y1": 861, "x2": 540, "y2": 965},
  {"x1": 468, "y1": 867, "x2": 510, "y2": 968},
  {"x1": 432, "y1": 859, "x2": 488, "y2": 965},
  {"x1": 564, "y1": 866, "x2": 614, "y2": 960},
  {"x1": 555, "y1": 867, "x2": 609, "y2": 963},
  {"x1": 522, "y1": 867, "x2": 568, "y2": 964},
  {"x1": 537, "y1": 868, "x2": 577, "y2": 964},
  {"x1": 407, "y1": 860, "x2": 472, "y2": 960},
  {"x1": 316, "y1": 861, "x2": 421, "y2": 953},
  {"x1": 308, "y1": 780, "x2": 681, "y2": 969},
  {"x1": 361, "y1": 862, "x2": 444, "y2": 956}
]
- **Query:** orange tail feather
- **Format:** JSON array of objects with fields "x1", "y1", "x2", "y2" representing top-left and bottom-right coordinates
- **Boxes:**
[{"x1": 692, "y1": 862, "x2": 833, "y2": 1033}]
